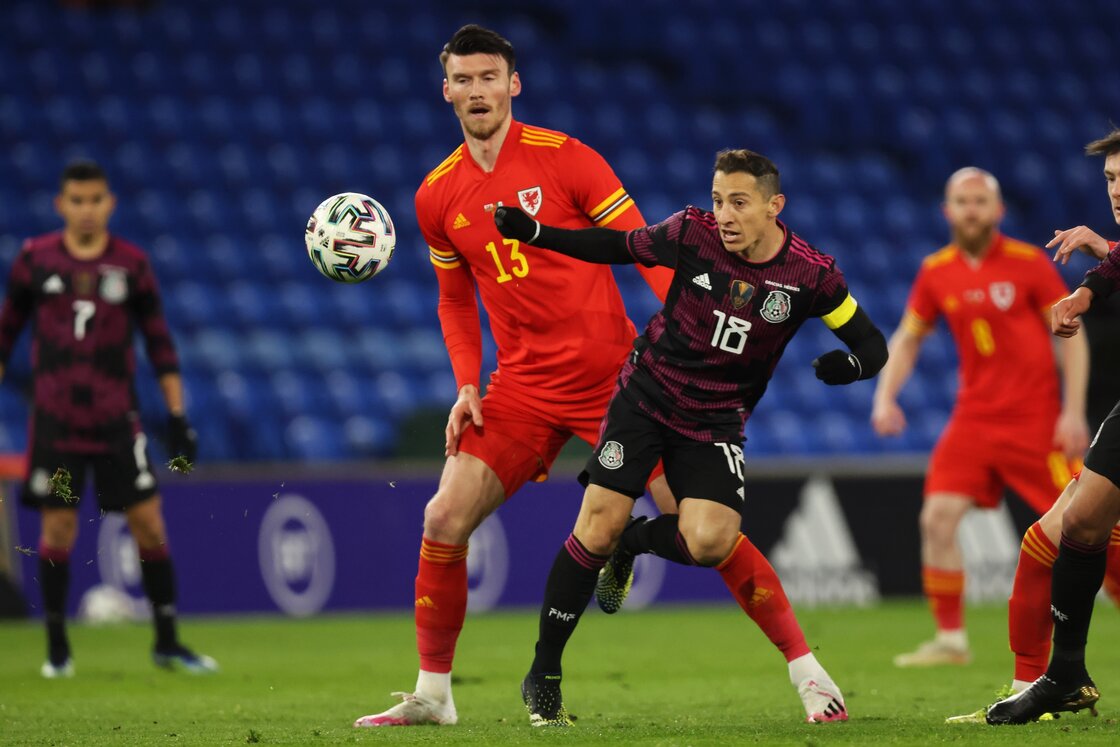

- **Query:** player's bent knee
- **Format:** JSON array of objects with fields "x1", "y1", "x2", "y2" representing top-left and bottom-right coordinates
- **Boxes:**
[
  {"x1": 1060, "y1": 504, "x2": 1112, "y2": 546},
  {"x1": 680, "y1": 524, "x2": 738, "y2": 567},
  {"x1": 575, "y1": 521, "x2": 621, "y2": 556},
  {"x1": 422, "y1": 490, "x2": 487, "y2": 544}
]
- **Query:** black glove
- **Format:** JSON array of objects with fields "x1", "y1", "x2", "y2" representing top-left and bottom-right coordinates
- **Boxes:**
[
  {"x1": 812, "y1": 349, "x2": 862, "y2": 385},
  {"x1": 167, "y1": 413, "x2": 198, "y2": 463},
  {"x1": 494, "y1": 206, "x2": 541, "y2": 243}
]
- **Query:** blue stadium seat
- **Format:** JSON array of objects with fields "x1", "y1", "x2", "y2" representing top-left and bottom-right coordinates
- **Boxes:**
[
  {"x1": 343, "y1": 414, "x2": 395, "y2": 457},
  {"x1": 190, "y1": 329, "x2": 243, "y2": 372},
  {"x1": 285, "y1": 415, "x2": 346, "y2": 461},
  {"x1": 168, "y1": 282, "x2": 230, "y2": 332},
  {"x1": 270, "y1": 369, "x2": 331, "y2": 417},
  {"x1": 293, "y1": 329, "x2": 353, "y2": 372},
  {"x1": 242, "y1": 330, "x2": 297, "y2": 372}
]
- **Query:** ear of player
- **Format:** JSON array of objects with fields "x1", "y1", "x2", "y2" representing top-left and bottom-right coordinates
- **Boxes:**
[
  {"x1": 812, "y1": 350, "x2": 863, "y2": 385},
  {"x1": 494, "y1": 206, "x2": 541, "y2": 243}
]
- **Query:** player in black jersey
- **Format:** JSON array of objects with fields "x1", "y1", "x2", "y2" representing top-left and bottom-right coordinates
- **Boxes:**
[
  {"x1": 987, "y1": 128, "x2": 1120, "y2": 724},
  {"x1": 494, "y1": 149, "x2": 887, "y2": 726},
  {"x1": 0, "y1": 160, "x2": 212, "y2": 678}
]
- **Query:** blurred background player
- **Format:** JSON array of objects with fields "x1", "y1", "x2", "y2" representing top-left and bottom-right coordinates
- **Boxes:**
[
  {"x1": 987, "y1": 127, "x2": 1120, "y2": 724},
  {"x1": 494, "y1": 148, "x2": 887, "y2": 726},
  {"x1": 948, "y1": 142, "x2": 1120, "y2": 721},
  {"x1": 0, "y1": 159, "x2": 208, "y2": 678},
  {"x1": 352, "y1": 24, "x2": 675, "y2": 728},
  {"x1": 871, "y1": 167, "x2": 1089, "y2": 667}
]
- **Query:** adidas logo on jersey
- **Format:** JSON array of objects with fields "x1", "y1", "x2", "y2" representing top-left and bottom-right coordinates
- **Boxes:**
[
  {"x1": 43, "y1": 274, "x2": 64, "y2": 294},
  {"x1": 415, "y1": 595, "x2": 437, "y2": 609},
  {"x1": 452, "y1": 213, "x2": 470, "y2": 229},
  {"x1": 692, "y1": 273, "x2": 712, "y2": 290}
]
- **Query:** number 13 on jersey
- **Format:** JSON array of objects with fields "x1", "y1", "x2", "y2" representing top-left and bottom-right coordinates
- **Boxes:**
[{"x1": 485, "y1": 238, "x2": 529, "y2": 284}]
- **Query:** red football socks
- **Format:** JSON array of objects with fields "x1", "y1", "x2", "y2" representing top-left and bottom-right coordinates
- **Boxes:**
[
  {"x1": 1009, "y1": 522, "x2": 1057, "y2": 682},
  {"x1": 717, "y1": 534, "x2": 810, "y2": 662},
  {"x1": 414, "y1": 537, "x2": 469, "y2": 674},
  {"x1": 922, "y1": 566, "x2": 964, "y2": 631}
]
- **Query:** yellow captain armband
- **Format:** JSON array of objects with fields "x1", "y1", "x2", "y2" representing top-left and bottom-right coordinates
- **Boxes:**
[
  {"x1": 821, "y1": 293, "x2": 858, "y2": 330},
  {"x1": 429, "y1": 245, "x2": 461, "y2": 270}
]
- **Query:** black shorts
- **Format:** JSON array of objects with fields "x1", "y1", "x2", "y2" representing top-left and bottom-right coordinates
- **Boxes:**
[
  {"x1": 1085, "y1": 399, "x2": 1120, "y2": 490},
  {"x1": 20, "y1": 432, "x2": 159, "y2": 512},
  {"x1": 580, "y1": 391, "x2": 745, "y2": 511}
]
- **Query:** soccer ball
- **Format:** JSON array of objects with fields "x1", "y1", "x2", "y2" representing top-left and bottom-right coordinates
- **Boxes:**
[
  {"x1": 78, "y1": 584, "x2": 144, "y2": 624},
  {"x1": 304, "y1": 192, "x2": 396, "y2": 282}
]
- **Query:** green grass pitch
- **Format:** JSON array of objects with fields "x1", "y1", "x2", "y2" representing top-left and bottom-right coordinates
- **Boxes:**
[{"x1": 1, "y1": 600, "x2": 1118, "y2": 744}]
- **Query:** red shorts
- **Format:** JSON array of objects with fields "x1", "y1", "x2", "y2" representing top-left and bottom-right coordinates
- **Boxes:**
[
  {"x1": 457, "y1": 378, "x2": 663, "y2": 498},
  {"x1": 925, "y1": 414, "x2": 1079, "y2": 515}
]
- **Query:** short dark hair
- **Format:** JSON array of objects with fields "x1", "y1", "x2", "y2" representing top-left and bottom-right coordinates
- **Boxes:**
[
  {"x1": 713, "y1": 149, "x2": 780, "y2": 197},
  {"x1": 1085, "y1": 127, "x2": 1120, "y2": 158},
  {"x1": 440, "y1": 24, "x2": 515, "y2": 76},
  {"x1": 60, "y1": 158, "x2": 108, "y2": 189}
]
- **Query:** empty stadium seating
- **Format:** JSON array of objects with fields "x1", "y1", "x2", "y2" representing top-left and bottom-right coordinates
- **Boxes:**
[{"x1": 1, "y1": 0, "x2": 1116, "y2": 461}]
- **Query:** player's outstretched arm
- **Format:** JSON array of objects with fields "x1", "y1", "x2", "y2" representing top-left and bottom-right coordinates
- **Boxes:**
[
  {"x1": 494, "y1": 206, "x2": 635, "y2": 265},
  {"x1": 812, "y1": 307, "x2": 888, "y2": 386}
]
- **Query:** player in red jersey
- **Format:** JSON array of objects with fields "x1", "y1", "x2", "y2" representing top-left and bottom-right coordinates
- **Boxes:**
[
  {"x1": 493, "y1": 148, "x2": 885, "y2": 726},
  {"x1": 354, "y1": 26, "x2": 837, "y2": 729},
  {"x1": 0, "y1": 160, "x2": 211, "y2": 677},
  {"x1": 872, "y1": 167, "x2": 1090, "y2": 667},
  {"x1": 352, "y1": 24, "x2": 673, "y2": 729}
]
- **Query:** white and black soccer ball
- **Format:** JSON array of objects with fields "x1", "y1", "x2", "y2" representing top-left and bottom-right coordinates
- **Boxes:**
[
  {"x1": 304, "y1": 192, "x2": 396, "y2": 283},
  {"x1": 78, "y1": 584, "x2": 143, "y2": 624}
]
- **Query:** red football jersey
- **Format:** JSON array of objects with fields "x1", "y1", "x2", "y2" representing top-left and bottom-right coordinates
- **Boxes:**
[
  {"x1": 903, "y1": 234, "x2": 1069, "y2": 420},
  {"x1": 415, "y1": 120, "x2": 669, "y2": 401}
]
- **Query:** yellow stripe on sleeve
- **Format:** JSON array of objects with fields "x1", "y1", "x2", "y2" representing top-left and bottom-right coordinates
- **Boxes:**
[
  {"x1": 425, "y1": 152, "x2": 463, "y2": 186},
  {"x1": 821, "y1": 293, "x2": 858, "y2": 330},
  {"x1": 590, "y1": 187, "x2": 627, "y2": 219},
  {"x1": 429, "y1": 246, "x2": 461, "y2": 269},
  {"x1": 901, "y1": 309, "x2": 933, "y2": 335},
  {"x1": 520, "y1": 127, "x2": 567, "y2": 146},
  {"x1": 597, "y1": 198, "x2": 636, "y2": 227}
]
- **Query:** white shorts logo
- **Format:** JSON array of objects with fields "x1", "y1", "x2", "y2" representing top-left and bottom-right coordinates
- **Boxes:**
[{"x1": 598, "y1": 440, "x2": 624, "y2": 470}]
